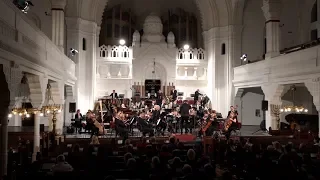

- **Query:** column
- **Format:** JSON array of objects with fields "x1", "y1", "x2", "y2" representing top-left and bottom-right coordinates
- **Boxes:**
[
  {"x1": 261, "y1": 84, "x2": 285, "y2": 130},
  {"x1": 32, "y1": 112, "x2": 41, "y2": 162},
  {"x1": 176, "y1": 67, "x2": 179, "y2": 78},
  {"x1": 262, "y1": 0, "x2": 282, "y2": 59},
  {"x1": 193, "y1": 67, "x2": 197, "y2": 77},
  {"x1": 51, "y1": 0, "x2": 67, "y2": 52},
  {"x1": 184, "y1": 67, "x2": 188, "y2": 77},
  {"x1": 128, "y1": 64, "x2": 132, "y2": 78},
  {"x1": 305, "y1": 77, "x2": 320, "y2": 136},
  {"x1": 0, "y1": 108, "x2": 9, "y2": 177}
]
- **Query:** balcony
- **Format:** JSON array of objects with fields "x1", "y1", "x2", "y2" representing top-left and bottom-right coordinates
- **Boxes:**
[
  {"x1": 0, "y1": 0, "x2": 76, "y2": 82},
  {"x1": 233, "y1": 45, "x2": 320, "y2": 87}
]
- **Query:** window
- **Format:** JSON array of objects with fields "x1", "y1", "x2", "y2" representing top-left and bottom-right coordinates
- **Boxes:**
[
  {"x1": 82, "y1": 38, "x2": 86, "y2": 51},
  {"x1": 221, "y1": 43, "x2": 226, "y2": 55},
  {"x1": 311, "y1": 29, "x2": 318, "y2": 41},
  {"x1": 311, "y1": 2, "x2": 317, "y2": 23}
]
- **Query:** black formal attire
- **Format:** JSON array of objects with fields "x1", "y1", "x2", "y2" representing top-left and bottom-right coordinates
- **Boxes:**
[
  {"x1": 180, "y1": 103, "x2": 191, "y2": 134},
  {"x1": 74, "y1": 113, "x2": 82, "y2": 133},
  {"x1": 170, "y1": 90, "x2": 177, "y2": 101},
  {"x1": 194, "y1": 91, "x2": 201, "y2": 104},
  {"x1": 110, "y1": 92, "x2": 118, "y2": 99},
  {"x1": 115, "y1": 118, "x2": 129, "y2": 143},
  {"x1": 225, "y1": 111, "x2": 238, "y2": 140},
  {"x1": 137, "y1": 117, "x2": 154, "y2": 136},
  {"x1": 157, "y1": 92, "x2": 163, "y2": 105}
]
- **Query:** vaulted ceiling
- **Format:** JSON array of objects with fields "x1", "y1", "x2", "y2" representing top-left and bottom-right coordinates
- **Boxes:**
[{"x1": 65, "y1": 0, "x2": 247, "y2": 31}]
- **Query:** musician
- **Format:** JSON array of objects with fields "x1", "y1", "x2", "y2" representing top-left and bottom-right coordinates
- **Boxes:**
[
  {"x1": 110, "y1": 90, "x2": 118, "y2": 99},
  {"x1": 194, "y1": 89, "x2": 202, "y2": 104},
  {"x1": 75, "y1": 109, "x2": 82, "y2": 119},
  {"x1": 115, "y1": 111, "x2": 129, "y2": 143},
  {"x1": 151, "y1": 105, "x2": 161, "y2": 124},
  {"x1": 170, "y1": 88, "x2": 178, "y2": 101},
  {"x1": 180, "y1": 100, "x2": 191, "y2": 134},
  {"x1": 137, "y1": 111, "x2": 154, "y2": 137},
  {"x1": 204, "y1": 110, "x2": 217, "y2": 136},
  {"x1": 224, "y1": 111, "x2": 238, "y2": 140},
  {"x1": 227, "y1": 106, "x2": 238, "y2": 122},
  {"x1": 160, "y1": 99, "x2": 166, "y2": 109},
  {"x1": 168, "y1": 109, "x2": 180, "y2": 133},
  {"x1": 74, "y1": 109, "x2": 82, "y2": 133},
  {"x1": 157, "y1": 90, "x2": 164, "y2": 103},
  {"x1": 87, "y1": 112, "x2": 99, "y2": 138}
]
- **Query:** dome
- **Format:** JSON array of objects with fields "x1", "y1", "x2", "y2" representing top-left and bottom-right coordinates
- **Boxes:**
[{"x1": 144, "y1": 15, "x2": 162, "y2": 24}]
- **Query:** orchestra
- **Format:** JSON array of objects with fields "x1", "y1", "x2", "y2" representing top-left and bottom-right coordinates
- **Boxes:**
[{"x1": 70, "y1": 89, "x2": 240, "y2": 141}]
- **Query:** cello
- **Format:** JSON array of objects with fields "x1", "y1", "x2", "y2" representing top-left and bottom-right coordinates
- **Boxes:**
[{"x1": 202, "y1": 111, "x2": 216, "y2": 133}]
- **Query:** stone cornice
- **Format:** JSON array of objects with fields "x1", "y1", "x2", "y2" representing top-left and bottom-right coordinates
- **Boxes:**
[
  {"x1": 65, "y1": 17, "x2": 98, "y2": 34},
  {"x1": 262, "y1": 0, "x2": 282, "y2": 21}
]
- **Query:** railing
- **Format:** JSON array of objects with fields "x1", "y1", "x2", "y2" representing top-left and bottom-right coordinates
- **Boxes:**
[
  {"x1": 98, "y1": 45, "x2": 133, "y2": 62},
  {"x1": 176, "y1": 48, "x2": 205, "y2": 64}
]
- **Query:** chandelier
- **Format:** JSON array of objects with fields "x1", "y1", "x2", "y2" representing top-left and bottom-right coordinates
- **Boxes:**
[
  {"x1": 280, "y1": 85, "x2": 308, "y2": 113},
  {"x1": 9, "y1": 75, "x2": 39, "y2": 118}
]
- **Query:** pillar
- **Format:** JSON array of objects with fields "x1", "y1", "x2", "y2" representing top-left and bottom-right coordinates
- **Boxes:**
[
  {"x1": 193, "y1": 67, "x2": 197, "y2": 77},
  {"x1": 234, "y1": 88, "x2": 245, "y2": 123},
  {"x1": 261, "y1": 84, "x2": 285, "y2": 130},
  {"x1": 0, "y1": 63, "x2": 21, "y2": 177},
  {"x1": 305, "y1": 77, "x2": 320, "y2": 137},
  {"x1": 32, "y1": 112, "x2": 41, "y2": 162},
  {"x1": 262, "y1": 0, "x2": 282, "y2": 59},
  {"x1": 128, "y1": 64, "x2": 132, "y2": 78},
  {"x1": 51, "y1": 0, "x2": 67, "y2": 52},
  {"x1": 184, "y1": 67, "x2": 188, "y2": 77}
]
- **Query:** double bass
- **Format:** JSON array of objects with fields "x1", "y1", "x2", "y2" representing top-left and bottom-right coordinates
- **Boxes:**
[{"x1": 224, "y1": 111, "x2": 235, "y2": 131}]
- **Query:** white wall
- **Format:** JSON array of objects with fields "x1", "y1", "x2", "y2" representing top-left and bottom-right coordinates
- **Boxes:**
[
  {"x1": 242, "y1": 0, "x2": 265, "y2": 61},
  {"x1": 241, "y1": 92, "x2": 264, "y2": 125}
]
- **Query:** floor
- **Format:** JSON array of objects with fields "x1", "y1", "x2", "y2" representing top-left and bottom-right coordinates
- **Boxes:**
[{"x1": 8, "y1": 125, "x2": 270, "y2": 138}]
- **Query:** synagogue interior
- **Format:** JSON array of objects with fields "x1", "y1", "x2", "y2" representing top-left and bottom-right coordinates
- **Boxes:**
[{"x1": 1, "y1": 0, "x2": 320, "y2": 179}]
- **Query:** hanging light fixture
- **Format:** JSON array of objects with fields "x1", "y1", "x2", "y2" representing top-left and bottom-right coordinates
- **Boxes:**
[
  {"x1": 280, "y1": 85, "x2": 308, "y2": 113},
  {"x1": 42, "y1": 83, "x2": 63, "y2": 135},
  {"x1": 10, "y1": 75, "x2": 31, "y2": 117}
]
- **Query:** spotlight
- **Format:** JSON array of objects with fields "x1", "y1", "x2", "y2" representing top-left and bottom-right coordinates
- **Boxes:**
[
  {"x1": 183, "y1": 44, "x2": 190, "y2": 50},
  {"x1": 119, "y1": 39, "x2": 126, "y2": 45},
  {"x1": 240, "y1": 54, "x2": 247, "y2": 61},
  {"x1": 26, "y1": 114, "x2": 30, "y2": 118},
  {"x1": 70, "y1": 48, "x2": 79, "y2": 56},
  {"x1": 8, "y1": 114, "x2": 12, "y2": 118},
  {"x1": 13, "y1": 0, "x2": 34, "y2": 14}
]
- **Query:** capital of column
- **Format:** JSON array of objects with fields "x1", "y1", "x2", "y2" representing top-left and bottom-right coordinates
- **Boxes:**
[
  {"x1": 262, "y1": 0, "x2": 282, "y2": 21},
  {"x1": 305, "y1": 78, "x2": 320, "y2": 106},
  {"x1": 51, "y1": 0, "x2": 67, "y2": 10},
  {"x1": 261, "y1": 84, "x2": 284, "y2": 104}
]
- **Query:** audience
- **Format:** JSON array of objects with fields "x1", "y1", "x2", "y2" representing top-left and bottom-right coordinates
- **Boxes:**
[{"x1": 5, "y1": 135, "x2": 320, "y2": 180}]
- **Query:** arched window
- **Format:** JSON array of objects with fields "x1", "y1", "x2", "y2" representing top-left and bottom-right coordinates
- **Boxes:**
[
  {"x1": 311, "y1": 2, "x2": 317, "y2": 23},
  {"x1": 82, "y1": 38, "x2": 86, "y2": 51},
  {"x1": 221, "y1": 43, "x2": 226, "y2": 55}
]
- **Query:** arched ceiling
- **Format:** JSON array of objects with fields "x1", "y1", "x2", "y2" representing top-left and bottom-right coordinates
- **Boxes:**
[{"x1": 65, "y1": 0, "x2": 240, "y2": 31}]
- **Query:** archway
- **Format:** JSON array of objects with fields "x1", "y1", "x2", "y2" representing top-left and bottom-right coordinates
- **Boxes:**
[{"x1": 143, "y1": 61, "x2": 168, "y2": 85}]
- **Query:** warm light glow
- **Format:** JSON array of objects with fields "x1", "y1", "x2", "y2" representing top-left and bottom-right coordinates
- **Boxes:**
[
  {"x1": 304, "y1": 109, "x2": 308, "y2": 112},
  {"x1": 183, "y1": 44, "x2": 190, "y2": 50},
  {"x1": 119, "y1": 39, "x2": 126, "y2": 45},
  {"x1": 8, "y1": 114, "x2": 12, "y2": 118},
  {"x1": 19, "y1": 113, "x2": 22, "y2": 116},
  {"x1": 13, "y1": 111, "x2": 17, "y2": 115},
  {"x1": 58, "y1": 109, "x2": 62, "y2": 113},
  {"x1": 280, "y1": 109, "x2": 284, "y2": 112},
  {"x1": 26, "y1": 114, "x2": 30, "y2": 118},
  {"x1": 40, "y1": 113, "x2": 44, "y2": 116},
  {"x1": 47, "y1": 110, "x2": 50, "y2": 113}
]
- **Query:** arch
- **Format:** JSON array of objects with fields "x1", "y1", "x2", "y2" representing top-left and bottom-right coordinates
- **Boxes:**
[
  {"x1": 143, "y1": 62, "x2": 167, "y2": 85},
  {"x1": 27, "y1": 12, "x2": 41, "y2": 29},
  {"x1": 72, "y1": 0, "x2": 230, "y2": 31}
]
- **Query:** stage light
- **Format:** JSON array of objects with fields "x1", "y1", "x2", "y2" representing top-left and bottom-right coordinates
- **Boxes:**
[
  {"x1": 13, "y1": 0, "x2": 34, "y2": 14},
  {"x1": 240, "y1": 54, "x2": 247, "y2": 61},
  {"x1": 119, "y1": 39, "x2": 126, "y2": 45},
  {"x1": 183, "y1": 44, "x2": 190, "y2": 50},
  {"x1": 70, "y1": 48, "x2": 78, "y2": 56}
]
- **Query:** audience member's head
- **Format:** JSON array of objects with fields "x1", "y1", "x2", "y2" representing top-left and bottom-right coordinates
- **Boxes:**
[
  {"x1": 150, "y1": 137, "x2": 156, "y2": 144},
  {"x1": 125, "y1": 139, "x2": 131, "y2": 146},
  {"x1": 124, "y1": 153, "x2": 133, "y2": 164},
  {"x1": 126, "y1": 158, "x2": 136, "y2": 170},
  {"x1": 169, "y1": 136, "x2": 176, "y2": 144},
  {"x1": 151, "y1": 156, "x2": 160, "y2": 168},
  {"x1": 72, "y1": 144, "x2": 80, "y2": 152},
  {"x1": 204, "y1": 163, "x2": 216, "y2": 177},
  {"x1": 56, "y1": 154, "x2": 66, "y2": 163},
  {"x1": 187, "y1": 149, "x2": 196, "y2": 161},
  {"x1": 182, "y1": 164, "x2": 192, "y2": 175}
]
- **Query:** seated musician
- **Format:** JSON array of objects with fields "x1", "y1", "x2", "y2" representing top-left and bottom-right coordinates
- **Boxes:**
[
  {"x1": 137, "y1": 111, "x2": 154, "y2": 137},
  {"x1": 85, "y1": 111, "x2": 94, "y2": 133},
  {"x1": 224, "y1": 111, "x2": 238, "y2": 140},
  {"x1": 115, "y1": 111, "x2": 129, "y2": 143},
  {"x1": 204, "y1": 110, "x2": 217, "y2": 136},
  {"x1": 160, "y1": 99, "x2": 166, "y2": 109}
]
